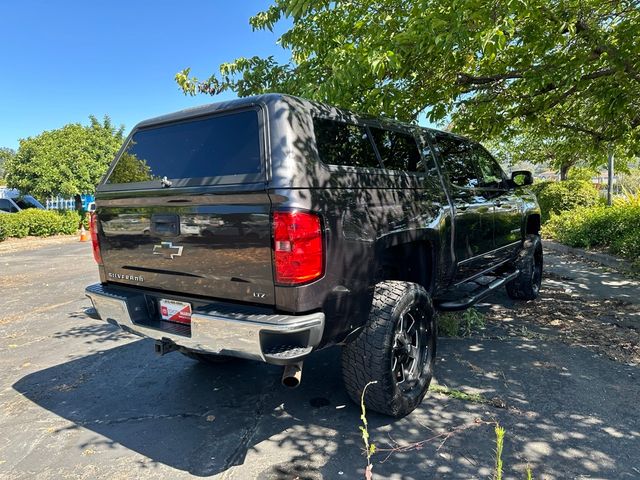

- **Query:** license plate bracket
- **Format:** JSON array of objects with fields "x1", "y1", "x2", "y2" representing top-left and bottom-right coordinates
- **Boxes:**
[{"x1": 159, "y1": 299, "x2": 192, "y2": 324}]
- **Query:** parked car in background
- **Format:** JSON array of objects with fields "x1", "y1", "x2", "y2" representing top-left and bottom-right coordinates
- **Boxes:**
[{"x1": 0, "y1": 190, "x2": 45, "y2": 213}]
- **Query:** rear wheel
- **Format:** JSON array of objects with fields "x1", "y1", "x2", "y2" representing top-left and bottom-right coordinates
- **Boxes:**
[
  {"x1": 506, "y1": 234, "x2": 543, "y2": 300},
  {"x1": 341, "y1": 281, "x2": 436, "y2": 418},
  {"x1": 180, "y1": 350, "x2": 235, "y2": 364}
]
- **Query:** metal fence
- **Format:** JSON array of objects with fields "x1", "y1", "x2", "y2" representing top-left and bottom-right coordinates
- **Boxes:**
[{"x1": 45, "y1": 194, "x2": 95, "y2": 211}]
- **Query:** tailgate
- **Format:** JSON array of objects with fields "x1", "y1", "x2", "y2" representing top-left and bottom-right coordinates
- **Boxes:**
[
  {"x1": 98, "y1": 191, "x2": 274, "y2": 305},
  {"x1": 95, "y1": 106, "x2": 275, "y2": 305}
]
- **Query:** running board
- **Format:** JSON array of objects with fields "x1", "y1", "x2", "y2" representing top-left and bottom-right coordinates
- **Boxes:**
[{"x1": 435, "y1": 270, "x2": 520, "y2": 311}]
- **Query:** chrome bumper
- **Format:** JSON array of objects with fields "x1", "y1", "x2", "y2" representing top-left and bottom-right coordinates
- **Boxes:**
[{"x1": 85, "y1": 283, "x2": 324, "y2": 364}]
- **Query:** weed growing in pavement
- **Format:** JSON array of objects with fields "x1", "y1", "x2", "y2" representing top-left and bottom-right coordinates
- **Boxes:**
[
  {"x1": 438, "y1": 307, "x2": 486, "y2": 337},
  {"x1": 526, "y1": 465, "x2": 533, "y2": 479},
  {"x1": 461, "y1": 308, "x2": 486, "y2": 336},
  {"x1": 428, "y1": 383, "x2": 488, "y2": 404},
  {"x1": 494, "y1": 423, "x2": 505, "y2": 480},
  {"x1": 359, "y1": 381, "x2": 377, "y2": 480},
  {"x1": 356, "y1": 393, "x2": 536, "y2": 479},
  {"x1": 493, "y1": 423, "x2": 534, "y2": 480}
]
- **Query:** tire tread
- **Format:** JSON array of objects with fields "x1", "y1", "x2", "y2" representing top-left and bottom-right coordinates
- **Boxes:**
[{"x1": 341, "y1": 281, "x2": 435, "y2": 417}]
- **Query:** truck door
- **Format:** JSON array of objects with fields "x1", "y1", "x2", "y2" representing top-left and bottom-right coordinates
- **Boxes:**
[
  {"x1": 429, "y1": 132, "x2": 496, "y2": 281},
  {"x1": 471, "y1": 143, "x2": 522, "y2": 262}
]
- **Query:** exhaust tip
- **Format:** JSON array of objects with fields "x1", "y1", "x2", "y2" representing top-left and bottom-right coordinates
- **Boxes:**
[
  {"x1": 281, "y1": 362, "x2": 303, "y2": 388},
  {"x1": 282, "y1": 376, "x2": 300, "y2": 388}
]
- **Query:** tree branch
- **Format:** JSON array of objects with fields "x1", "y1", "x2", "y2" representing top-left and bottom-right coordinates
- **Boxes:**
[
  {"x1": 552, "y1": 122, "x2": 614, "y2": 142},
  {"x1": 576, "y1": 19, "x2": 640, "y2": 83},
  {"x1": 456, "y1": 72, "x2": 523, "y2": 86}
]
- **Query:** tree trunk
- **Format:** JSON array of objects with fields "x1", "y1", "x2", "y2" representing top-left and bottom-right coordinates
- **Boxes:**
[
  {"x1": 560, "y1": 163, "x2": 571, "y2": 181},
  {"x1": 74, "y1": 194, "x2": 83, "y2": 212},
  {"x1": 74, "y1": 194, "x2": 84, "y2": 229}
]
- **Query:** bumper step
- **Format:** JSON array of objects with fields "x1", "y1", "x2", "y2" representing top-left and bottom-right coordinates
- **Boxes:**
[{"x1": 263, "y1": 345, "x2": 313, "y2": 362}]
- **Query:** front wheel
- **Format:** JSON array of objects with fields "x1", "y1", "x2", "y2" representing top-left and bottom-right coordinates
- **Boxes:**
[
  {"x1": 341, "y1": 281, "x2": 436, "y2": 418},
  {"x1": 506, "y1": 234, "x2": 543, "y2": 300}
]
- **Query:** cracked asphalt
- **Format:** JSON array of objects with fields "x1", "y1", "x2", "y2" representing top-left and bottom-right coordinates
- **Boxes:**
[{"x1": 0, "y1": 239, "x2": 639, "y2": 479}]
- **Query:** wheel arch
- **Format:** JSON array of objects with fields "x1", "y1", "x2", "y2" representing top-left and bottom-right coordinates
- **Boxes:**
[{"x1": 374, "y1": 229, "x2": 439, "y2": 294}]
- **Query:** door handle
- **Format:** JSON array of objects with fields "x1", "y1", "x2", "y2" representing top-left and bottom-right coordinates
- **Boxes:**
[{"x1": 151, "y1": 214, "x2": 180, "y2": 236}]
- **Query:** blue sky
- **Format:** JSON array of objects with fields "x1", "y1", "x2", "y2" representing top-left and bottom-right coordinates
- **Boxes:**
[{"x1": 0, "y1": 0, "x2": 288, "y2": 149}]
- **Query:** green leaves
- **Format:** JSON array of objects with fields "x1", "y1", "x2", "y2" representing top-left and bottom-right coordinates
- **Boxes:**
[
  {"x1": 0, "y1": 147, "x2": 15, "y2": 181},
  {"x1": 175, "y1": 0, "x2": 639, "y2": 168},
  {"x1": 0, "y1": 209, "x2": 84, "y2": 240},
  {"x1": 543, "y1": 200, "x2": 640, "y2": 267},
  {"x1": 4, "y1": 116, "x2": 125, "y2": 202}
]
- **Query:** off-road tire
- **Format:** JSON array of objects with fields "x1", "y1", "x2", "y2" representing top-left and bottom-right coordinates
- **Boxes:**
[
  {"x1": 341, "y1": 281, "x2": 436, "y2": 418},
  {"x1": 180, "y1": 350, "x2": 235, "y2": 364},
  {"x1": 506, "y1": 234, "x2": 543, "y2": 300}
]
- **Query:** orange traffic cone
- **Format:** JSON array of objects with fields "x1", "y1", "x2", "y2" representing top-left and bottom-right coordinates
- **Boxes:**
[{"x1": 79, "y1": 225, "x2": 89, "y2": 242}]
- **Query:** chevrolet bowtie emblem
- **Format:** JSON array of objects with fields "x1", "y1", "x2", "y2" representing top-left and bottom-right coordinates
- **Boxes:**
[{"x1": 153, "y1": 241, "x2": 183, "y2": 259}]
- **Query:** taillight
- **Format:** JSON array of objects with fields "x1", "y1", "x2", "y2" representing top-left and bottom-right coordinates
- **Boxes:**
[
  {"x1": 273, "y1": 210, "x2": 324, "y2": 285},
  {"x1": 90, "y1": 212, "x2": 102, "y2": 265}
]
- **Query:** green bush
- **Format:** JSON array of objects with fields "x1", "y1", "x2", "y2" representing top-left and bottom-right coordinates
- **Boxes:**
[
  {"x1": 18, "y1": 209, "x2": 64, "y2": 236},
  {"x1": 58, "y1": 210, "x2": 84, "y2": 234},
  {"x1": 0, "y1": 209, "x2": 83, "y2": 241},
  {"x1": 543, "y1": 201, "x2": 640, "y2": 266},
  {"x1": 531, "y1": 180, "x2": 600, "y2": 222},
  {"x1": 0, "y1": 213, "x2": 29, "y2": 238}
]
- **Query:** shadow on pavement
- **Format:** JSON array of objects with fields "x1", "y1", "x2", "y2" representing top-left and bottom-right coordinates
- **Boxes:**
[
  {"x1": 11, "y1": 319, "x2": 640, "y2": 479},
  {"x1": 12, "y1": 332, "x2": 364, "y2": 478}
]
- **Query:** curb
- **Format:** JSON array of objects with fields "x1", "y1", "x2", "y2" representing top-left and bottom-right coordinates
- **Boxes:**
[{"x1": 543, "y1": 240, "x2": 639, "y2": 275}]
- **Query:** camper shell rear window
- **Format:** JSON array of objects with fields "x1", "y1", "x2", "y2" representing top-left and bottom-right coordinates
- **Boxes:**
[{"x1": 104, "y1": 108, "x2": 264, "y2": 188}]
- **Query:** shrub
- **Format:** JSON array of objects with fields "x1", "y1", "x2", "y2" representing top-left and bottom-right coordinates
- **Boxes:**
[
  {"x1": 0, "y1": 209, "x2": 83, "y2": 241},
  {"x1": 567, "y1": 167, "x2": 598, "y2": 182},
  {"x1": 58, "y1": 210, "x2": 84, "y2": 234},
  {"x1": 543, "y1": 201, "x2": 640, "y2": 266},
  {"x1": 17, "y1": 209, "x2": 64, "y2": 236},
  {"x1": 531, "y1": 180, "x2": 600, "y2": 222},
  {"x1": 0, "y1": 213, "x2": 29, "y2": 238}
]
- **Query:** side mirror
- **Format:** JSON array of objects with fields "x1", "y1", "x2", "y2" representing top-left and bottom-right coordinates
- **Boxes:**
[{"x1": 510, "y1": 170, "x2": 533, "y2": 187}]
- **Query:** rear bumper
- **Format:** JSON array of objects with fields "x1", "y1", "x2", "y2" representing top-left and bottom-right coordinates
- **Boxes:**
[{"x1": 84, "y1": 283, "x2": 324, "y2": 365}]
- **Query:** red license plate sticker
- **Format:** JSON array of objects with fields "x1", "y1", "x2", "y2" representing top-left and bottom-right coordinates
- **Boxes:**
[{"x1": 159, "y1": 299, "x2": 192, "y2": 324}]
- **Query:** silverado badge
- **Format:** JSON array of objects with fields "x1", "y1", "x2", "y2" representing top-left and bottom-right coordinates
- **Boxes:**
[{"x1": 153, "y1": 242, "x2": 184, "y2": 259}]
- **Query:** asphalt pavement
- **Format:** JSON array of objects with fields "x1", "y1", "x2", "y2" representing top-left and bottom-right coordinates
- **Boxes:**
[{"x1": 0, "y1": 239, "x2": 638, "y2": 479}]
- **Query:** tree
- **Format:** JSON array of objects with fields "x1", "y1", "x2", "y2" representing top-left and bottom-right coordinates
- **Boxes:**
[
  {"x1": 486, "y1": 127, "x2": 604, "y2": 180},
  {"x1": 0, "y1": 147, "x2": 15, "y2": 182},
  {"x1": 4, "y1": 116, "x2": 125, "y2": 209},
  {"x1": 487, "y1": 124, "x2": 636, "y2": 180},
  {"x1": 176, "y1": 0, "x2": 639, "y2": 171}
]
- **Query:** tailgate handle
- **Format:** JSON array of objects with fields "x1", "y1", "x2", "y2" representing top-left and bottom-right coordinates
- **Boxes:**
[{"x1": 151, "y1": 214, "x2": 180, "y2": 236}]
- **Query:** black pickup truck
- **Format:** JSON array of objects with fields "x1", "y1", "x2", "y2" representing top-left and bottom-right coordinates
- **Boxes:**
[{"x1": 85, "y1": 94, "x2": 542, "y2": 417}]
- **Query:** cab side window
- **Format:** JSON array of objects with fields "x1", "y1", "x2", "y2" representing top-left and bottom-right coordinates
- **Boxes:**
[
  {"x1": 416, "y1": 133, "x2": 445, "y2": 191},
  {"x1": 313, "y1": 118, "x2": 380, "y2": 168},
  {"x1": 370, "y1": 128, "x2": 422, "y2": 172},
  {"x1": 471, "y1": 143, "x2": 506, "y2": 188},
  {"x1": 431, "y1": 133, "x2": 482, "y2": 189}
]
